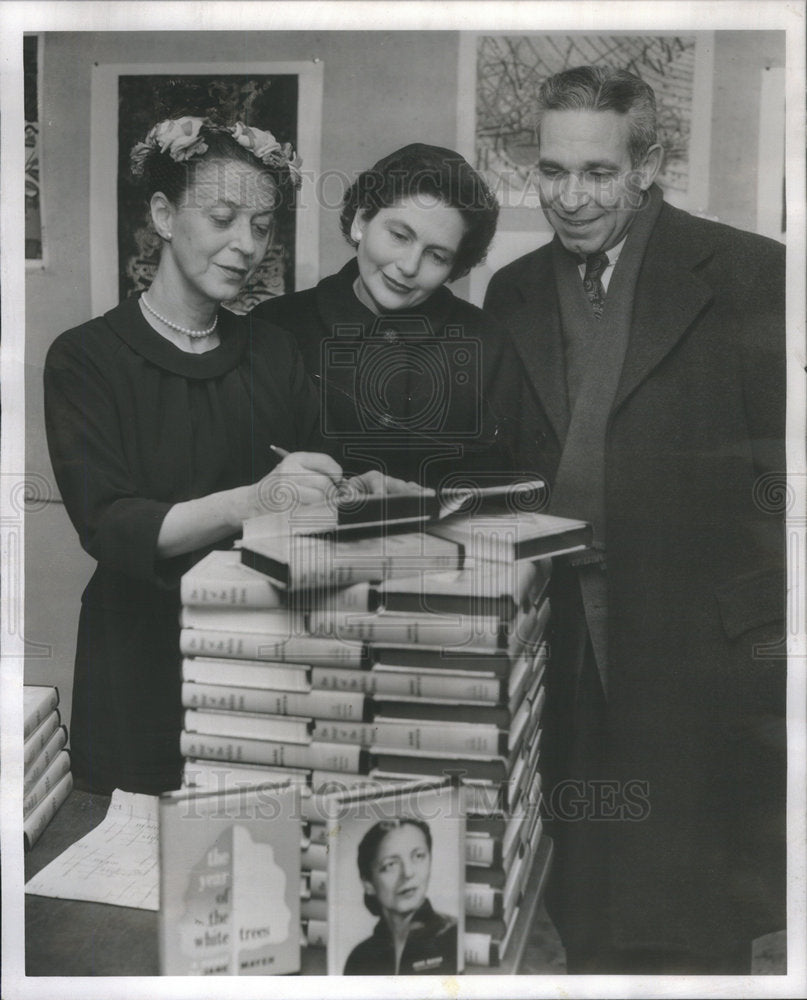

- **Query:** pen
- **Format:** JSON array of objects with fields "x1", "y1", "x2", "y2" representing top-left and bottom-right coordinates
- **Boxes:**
[{"x1": 270, "y1": 444, "x2": 349, "y2": 494}]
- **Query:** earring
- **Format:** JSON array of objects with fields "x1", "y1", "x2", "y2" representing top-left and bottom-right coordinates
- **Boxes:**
[{"x1": 164, "y1": 232, "x2": 173, "y2": 242}]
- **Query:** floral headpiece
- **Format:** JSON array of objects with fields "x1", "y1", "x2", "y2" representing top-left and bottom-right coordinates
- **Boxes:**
[{"x1": 129, "y1": 116, "x2": 302, "y2": 186}]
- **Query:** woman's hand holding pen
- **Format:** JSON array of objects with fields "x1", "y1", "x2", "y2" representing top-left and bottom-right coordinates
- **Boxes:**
[
  {"x1": 270, "y1": 445, "x2": 434, "y2": 504},
  {"x1": 245, "y1": 447, "x2": 345, "y2": 518}
]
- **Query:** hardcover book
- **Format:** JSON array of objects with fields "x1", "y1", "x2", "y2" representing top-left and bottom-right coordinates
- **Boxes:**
[
  {"x1": 181, "y1": 549, "x2": 285, "y2": 609},
  {"x1": 23, "y1": 685, "x2": 60, "y2": 740},
  {"x1": 425, "y1": 510, "x2": 592, "y2": 563},
  {"x1": 159, "y1": 781, "x2": 301, "y2": 976},
  {"x1": 325, "y1": 778, "x2": 464, "y2": 976},
  {"x1": 240, "y1": 529, "x2": 466, "y2": 590}
]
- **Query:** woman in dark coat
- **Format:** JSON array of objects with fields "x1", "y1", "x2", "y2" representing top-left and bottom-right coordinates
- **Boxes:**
[
  {"x1": 344, "y1": 818, "x2": 458, "y2": 975},
  {"x1": 44, "y1": 117, "x2": 405, "y2": 795},
  {"x1": 252, "y1": 143, "x2": 531, "y2": 489}
]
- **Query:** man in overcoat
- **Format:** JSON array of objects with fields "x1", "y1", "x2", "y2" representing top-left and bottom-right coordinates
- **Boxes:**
[{"x1": 483, "y1": 65, "x2": 786, "y2": 973}]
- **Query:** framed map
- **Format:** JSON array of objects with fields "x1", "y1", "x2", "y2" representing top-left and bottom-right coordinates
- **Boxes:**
[
  {"x1": 90, "y1": 61, "x2": 323, "y2": 315},
  {"x1": 458, "y1": 33, "x2": 714, "y2": 302}
]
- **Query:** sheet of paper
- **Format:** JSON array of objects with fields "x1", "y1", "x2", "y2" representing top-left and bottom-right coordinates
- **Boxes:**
[{"x1": 24, "y1": 788, "x2": 159, "y2": 910}]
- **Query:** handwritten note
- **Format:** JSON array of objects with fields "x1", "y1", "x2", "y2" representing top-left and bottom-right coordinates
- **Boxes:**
[{"x1": 24, "y1": 789, "x2": 159, "y2": 910}]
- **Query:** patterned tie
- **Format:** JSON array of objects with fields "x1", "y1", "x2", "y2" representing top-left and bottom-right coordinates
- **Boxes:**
[{"x1": 583, "y1": 251, "x2": 609, "y2": 319}]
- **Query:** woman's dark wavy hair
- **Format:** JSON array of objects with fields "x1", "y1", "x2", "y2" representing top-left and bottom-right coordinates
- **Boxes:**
[
  {"x1": 357, "y1": 817, "x2": 432, "y2": 917},
  {"x1": 339, "y1": 143, "x2": 499, "y2": 281},
  {"x1": 138, "y1": 126, "x2": 296, "y2": 212}
]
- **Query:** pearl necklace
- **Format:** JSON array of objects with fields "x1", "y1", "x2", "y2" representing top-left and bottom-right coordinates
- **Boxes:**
[{"x1": 141, "y1": 293, "x2": 218, "y2": 339}]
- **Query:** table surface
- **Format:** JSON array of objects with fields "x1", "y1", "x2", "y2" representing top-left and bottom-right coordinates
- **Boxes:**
[{"x1": 25, "y1": 789, "x2": 552, "y2": 977}]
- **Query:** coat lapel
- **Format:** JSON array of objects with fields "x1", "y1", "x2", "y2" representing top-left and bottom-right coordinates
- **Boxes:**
[
  {"x1": 613, "y1": 204, "x2": 715, "y2": 414},
  {"x1": 506, "y1": 247, "x2": 570, "y2": 443}
]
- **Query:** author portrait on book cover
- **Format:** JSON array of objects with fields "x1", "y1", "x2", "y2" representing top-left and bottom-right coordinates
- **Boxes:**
[{"x1": 342, "y1": 817, "x2": 458, "y2": 975}]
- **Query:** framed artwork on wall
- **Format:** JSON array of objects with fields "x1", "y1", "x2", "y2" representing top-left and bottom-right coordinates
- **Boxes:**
[
  {"x1": 24, "y1": 33, "x2": 45, "y2": 267},
  {"x1": 89, "y1": 61, "x2": 323, "y2": 316},
  {"x1": 457, "y1": 33, "x2": 714, "y2": 304}
]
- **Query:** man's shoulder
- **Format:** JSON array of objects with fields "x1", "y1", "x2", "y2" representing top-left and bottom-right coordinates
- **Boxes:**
[{"x1": 656, "y1": 202, "x2": 785, "y2": 272}]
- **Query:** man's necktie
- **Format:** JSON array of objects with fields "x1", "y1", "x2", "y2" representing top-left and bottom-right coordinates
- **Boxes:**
[{"x1": 583, "y1": 251, "x2": 609, "y2": 319}]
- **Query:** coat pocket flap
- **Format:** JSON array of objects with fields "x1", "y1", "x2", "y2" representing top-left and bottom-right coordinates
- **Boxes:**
[{"x1": 715, "y1": 567, "x2": 784, "y2": 640}]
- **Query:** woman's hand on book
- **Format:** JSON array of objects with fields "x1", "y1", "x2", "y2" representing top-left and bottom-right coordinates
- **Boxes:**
[{"x1": 344, "y1": 470, "x2": 435, "y2": 499}]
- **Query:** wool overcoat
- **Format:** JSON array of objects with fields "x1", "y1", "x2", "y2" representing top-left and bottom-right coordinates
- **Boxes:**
[{"x1": 484, "y1": 200, "x2": 786, "y2": 955}]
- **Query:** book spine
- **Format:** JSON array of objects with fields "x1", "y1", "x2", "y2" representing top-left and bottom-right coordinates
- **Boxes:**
[
  {"x1": 182, "y1": 657, "x2": 311, "y2": 692},
  {"x1": 371, "y1": 719, "x2": 507, "y2": 756},
  {"x1": 180, "y1": 629, "x2": 366, "y2": 668},
  {"x1": 465, "y1": 883, "x2": 503, "y2": 919},
  {"x1": 307, "y1": 868, "x2": 327, "y2": 898},
  {"x1": 303, "y1": 918, "x2": 328, "y2": 949},
  {"x1": 179, "y1": 731, "x2": 367, "y2": 774},
  {"x1": 307, "y1": 611, "x2": 504, "y2": 650},
  {"x1": 300, "y1": 841, "x2": 328, "y2": 872},
  {"x1": 310, "y1": 721, "x2": 376, "y2": 747},
  {"x1": 181, "y1": 681, "x2": 367, "y2": 722},
  {"x1": 23, "y1": 749, "x2": 71, "y2": 817},
  {"x1": 463, "y1": 932, "x2": 496, "y2": 967},
  {"x1": 23, "y1": 711, "x2": 62, "y2": 769},
  {"x1": 23, "y1": 770, "x2": 73, "y2": 851},
  {"x1": 182, "y1": 758, "x2": 309, "y2": 793},
  {"x1": 369, "y1": 667, "x2": 503, "y2": 703},
  {"x1": 180, "y1": 578, "x2": 284, "y2": 609},
  {"x1": 310, "y1": 665, "x2": 375, "y2": 694},
  {"x1": 465, "y1": 834, "x2": 501, "y2": 868},
  {"x1": 179, "y1": 606, "x2": 302, "y2": 635},
  {"x1": 23, "y1": 686, "x2": 60, "y2": 739},
  {"x1": 311, "y1": 717, "x2": 508, "y2": 755},
  {"x1": 23, "y1": 727, "x2": 68, "y2": 793},
  {"x1": 183, "y1": 708, "x2": 312, "y2": 745}
]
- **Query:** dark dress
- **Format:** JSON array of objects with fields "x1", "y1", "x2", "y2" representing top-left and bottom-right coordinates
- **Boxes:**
[
  {"x1": 343, "y1": 899, "x2": 457, "y2": 975},
  {"x1": 43, "y1": 296, "x2": 323, "y2": 794},
  {"x1": 252, "y1": 259, "x2": 534, "y2": 488}
]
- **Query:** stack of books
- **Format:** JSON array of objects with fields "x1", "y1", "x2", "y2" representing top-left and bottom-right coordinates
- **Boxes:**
[
  {"x1": 23, "y1": 685, "x2": 72, "y2": 850},
  {"x1": 179, "y1": 489, "x2": 590, "y2": 969}
]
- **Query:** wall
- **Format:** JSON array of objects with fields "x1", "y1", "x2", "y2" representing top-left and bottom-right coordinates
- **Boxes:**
[
  {"x1": 710, "y1": 30, "x2": 786, "y2": 231},
  {"x1": 25, "y1": 29, "x2": 784, "y2": 734}
]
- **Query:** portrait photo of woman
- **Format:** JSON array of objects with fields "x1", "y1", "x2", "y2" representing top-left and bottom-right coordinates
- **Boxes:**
[
  {"x1": 344, "y1": 818, "x2": 457, "y2": 975},
  {"x1": 326, "y1": 780, "x2": 464, "y2": 977}
]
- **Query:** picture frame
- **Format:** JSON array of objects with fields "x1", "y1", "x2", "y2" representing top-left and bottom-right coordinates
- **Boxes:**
[
  {"x1": 458, "y1": 32, "x2": 715, "y2": 304},
  {"x1": 24, "y1": 32, "x2": 45, "y2": 268},
  {"x1": 89, "y1": 61, "x2": 323, "y2": 316}
]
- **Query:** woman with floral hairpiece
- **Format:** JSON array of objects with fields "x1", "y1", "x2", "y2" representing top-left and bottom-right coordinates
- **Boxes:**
[{"x1": 43, "y1": 117, "x2": 416, "y2": 795}]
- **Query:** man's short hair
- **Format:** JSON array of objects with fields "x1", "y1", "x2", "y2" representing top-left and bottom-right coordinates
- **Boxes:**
[{"x1": 536, "y1": 65, "x2": 659, "y2": 165}]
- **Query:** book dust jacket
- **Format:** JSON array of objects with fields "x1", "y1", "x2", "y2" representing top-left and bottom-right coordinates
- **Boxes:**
[{"x1": 158, "y1": 781, "x2": 300, "y2": 975}]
